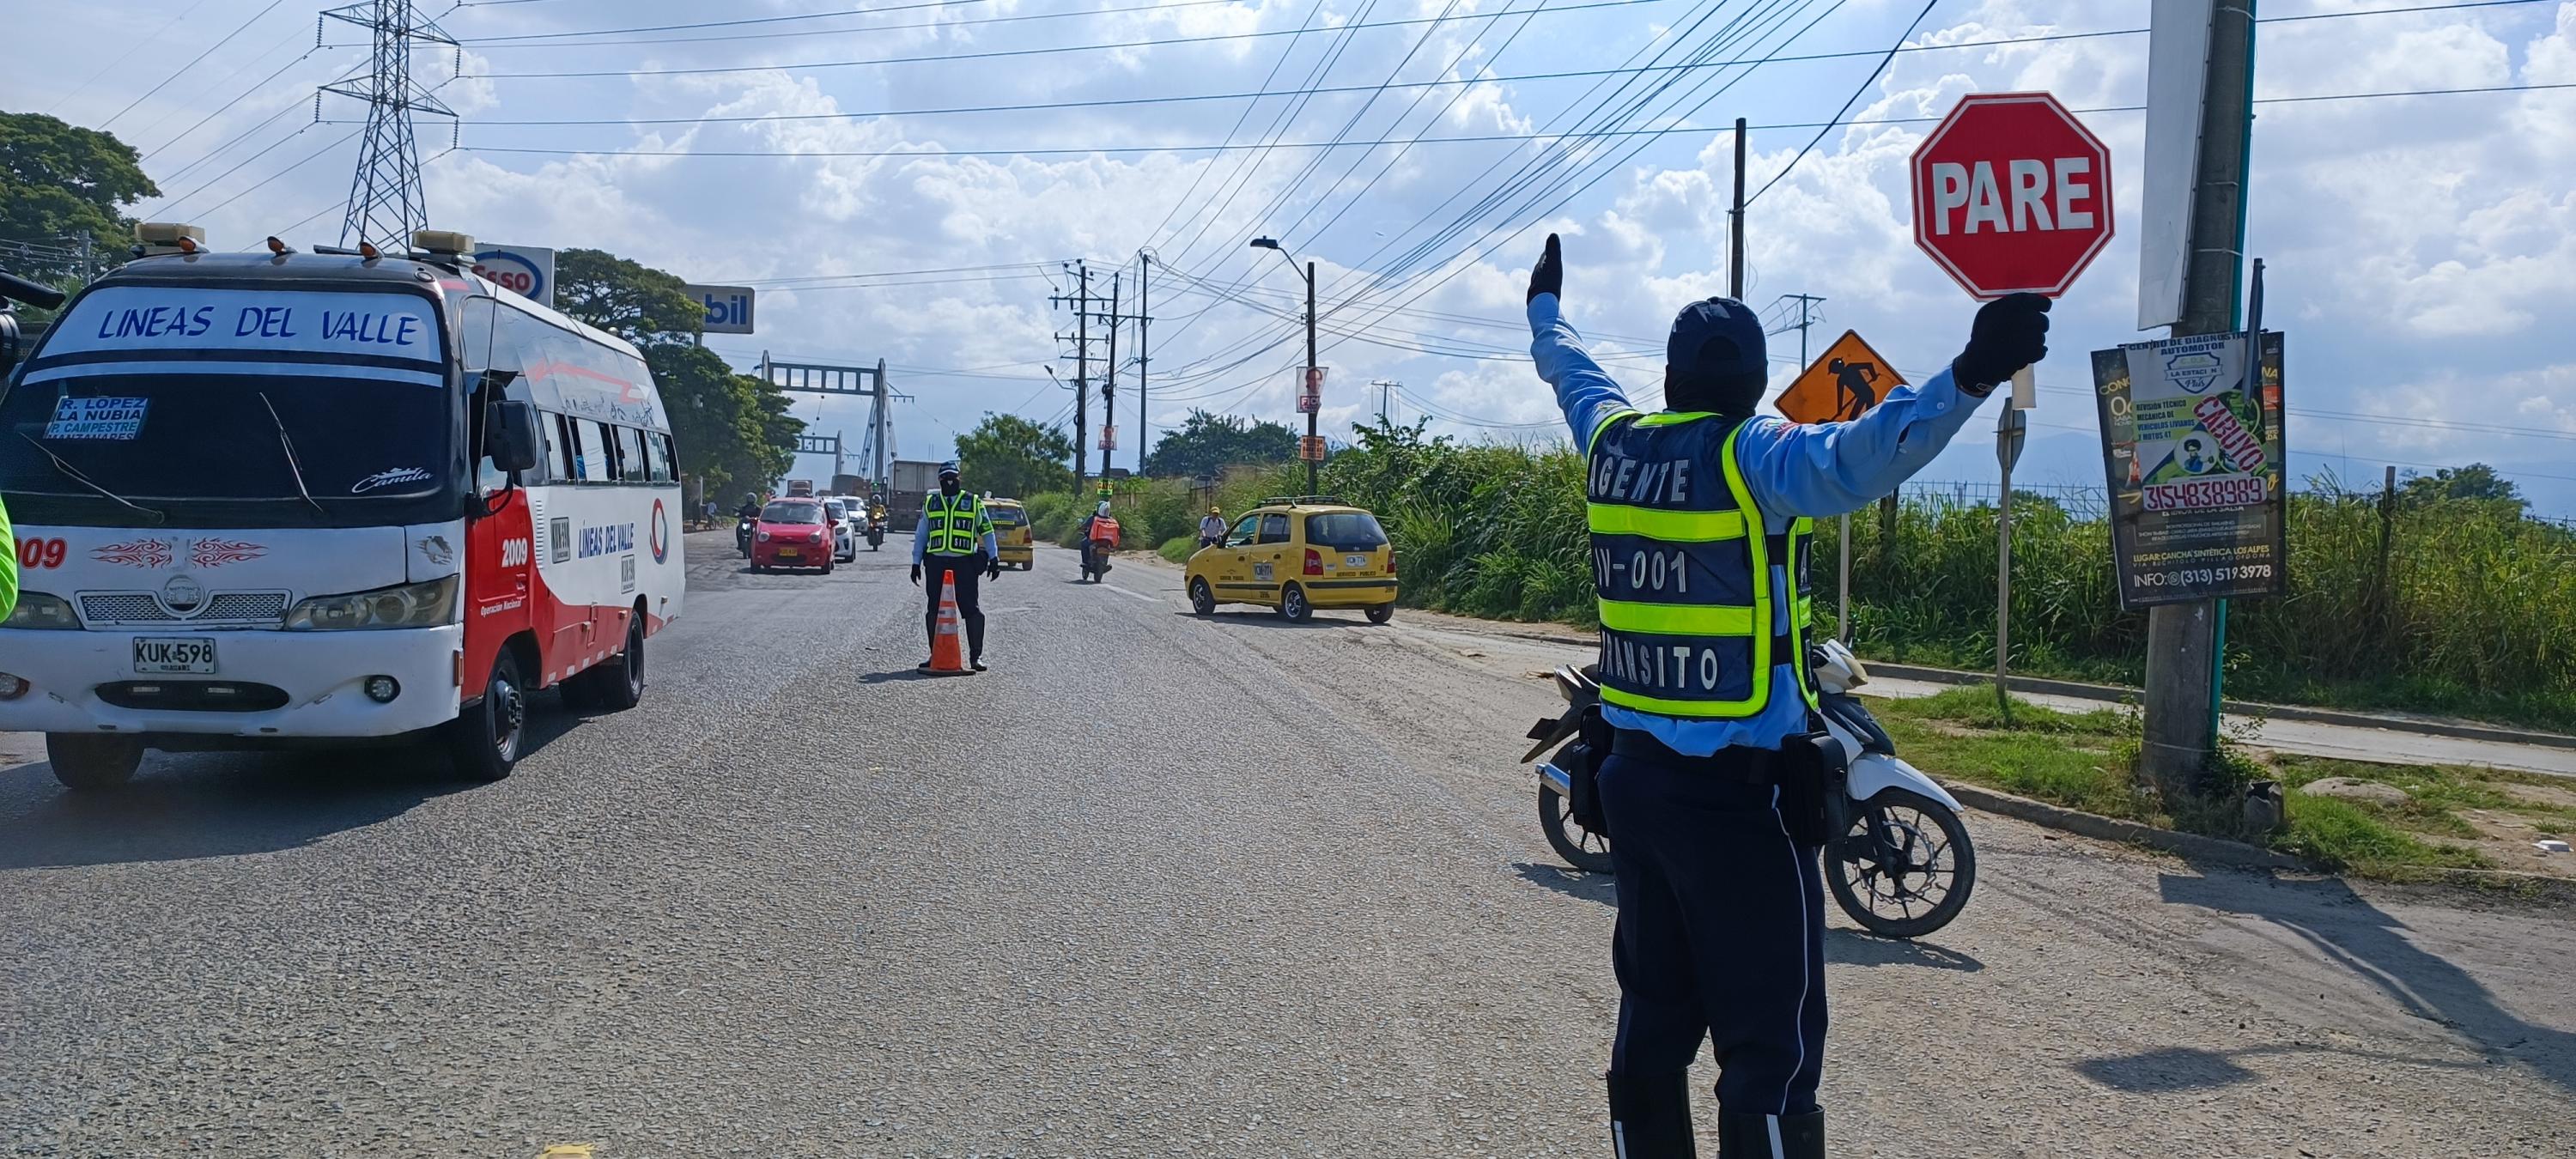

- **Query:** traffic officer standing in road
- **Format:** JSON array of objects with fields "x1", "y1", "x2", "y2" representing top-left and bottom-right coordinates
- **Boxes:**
[
  {"x1": 1525, "y1": 234, "x2": 2046, "y2": 1158},
  {"x1": 911, "y1": 461, "x2": 1001, "y2": 671}
]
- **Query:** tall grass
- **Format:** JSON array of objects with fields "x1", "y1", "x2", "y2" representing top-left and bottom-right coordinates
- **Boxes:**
[{"x1": 1036, "y1": 422, "x2": 2576, "y2": 730}]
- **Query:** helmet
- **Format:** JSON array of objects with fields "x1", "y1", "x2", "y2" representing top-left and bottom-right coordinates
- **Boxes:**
[
  {"x1": 1097, "y1": 501, "x2": 1112, "y2": 517},
  {"x1": 939, "y1": 460, "x2": 962, "y2": 480}
]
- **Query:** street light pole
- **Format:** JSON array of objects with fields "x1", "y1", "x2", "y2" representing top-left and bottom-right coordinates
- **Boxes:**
[{"x1": 1250, "y1": 236, "x2": 1320, "y2": 495}]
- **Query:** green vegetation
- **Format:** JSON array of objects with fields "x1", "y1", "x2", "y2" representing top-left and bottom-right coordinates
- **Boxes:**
[
  {"x1": 955, "y1": 414, "x2": 1075, "y2": 501},
  {"x1": 0, "y1": 111, "x2": 158, "y2": 315},
  {"x1": 1158, "y1": 536, "x2": 1196, "y2": 564},
  {"x1": 1869, "y1": 691, "x2": 2575, "y2": 877}
]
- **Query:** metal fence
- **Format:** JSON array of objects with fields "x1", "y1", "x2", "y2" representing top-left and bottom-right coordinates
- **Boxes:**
[{"x1": 1902, "y1": 480, "x2": 2108, "y2": 520}]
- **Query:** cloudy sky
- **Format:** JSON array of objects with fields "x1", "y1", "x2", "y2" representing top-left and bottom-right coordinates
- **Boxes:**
[{"x1": 9, "y1": 0, "x2": 2573, "y2": 511}]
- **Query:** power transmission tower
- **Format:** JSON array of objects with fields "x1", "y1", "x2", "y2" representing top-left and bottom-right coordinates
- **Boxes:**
[{"x1": 320, "y1": 0, "x2": 457, "y2": 252}]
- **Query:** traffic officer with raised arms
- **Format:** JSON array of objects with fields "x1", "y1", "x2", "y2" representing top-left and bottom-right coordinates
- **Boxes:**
[
  {"x1": 910, "y1": 461, "x2": 1001, "y2": 671},
  {"x1": 1524, "y1": 234, "x2": 2047, "y2": 1157}
]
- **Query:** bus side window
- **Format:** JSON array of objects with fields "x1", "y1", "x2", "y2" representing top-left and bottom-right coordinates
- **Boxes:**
[
  {"x1": 613, "y1": 426, "x2": 647, "y2": 483},
  {"x1": 565, "y1": 417, "x2": 592, "y2": 482},
  {"x1": 544, "y1": 412, "x2": 573, "y2": 481},
  {"x1": 642, "y1": 431, "x2": 671, "y2": 482}
]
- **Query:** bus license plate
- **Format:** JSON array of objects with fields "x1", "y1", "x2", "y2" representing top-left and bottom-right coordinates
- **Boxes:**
[{"x1": 133, "y1": 637, "x2": 217, "y2": 674}]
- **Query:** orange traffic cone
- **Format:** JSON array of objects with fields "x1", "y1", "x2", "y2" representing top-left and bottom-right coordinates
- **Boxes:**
[{"x1": 925, "y1": 568, "x2": 974, "y2": 676}]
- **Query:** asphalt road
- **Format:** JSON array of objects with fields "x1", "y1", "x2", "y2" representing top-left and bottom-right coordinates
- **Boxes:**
[{"x1": 4, "y1": 531, "x2": 2573, "y2": 1157}]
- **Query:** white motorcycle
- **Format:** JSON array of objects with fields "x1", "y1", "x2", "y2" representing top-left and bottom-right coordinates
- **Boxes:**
[{"x1": 1525, "y1": 640, "x2": 1977, "y2": 939}]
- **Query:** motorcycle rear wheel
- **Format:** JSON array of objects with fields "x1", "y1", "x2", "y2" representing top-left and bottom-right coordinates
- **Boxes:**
[
  {"x1": 1825, "y1": 787, "x2": 1976, "y2": 939},
  {"x1": 1540, "y1": 784, "x2": 1614, "y2": 873}
]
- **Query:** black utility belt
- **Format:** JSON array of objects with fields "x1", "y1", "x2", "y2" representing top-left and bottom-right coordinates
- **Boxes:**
[{"x1": 1609, "y1": 728, "x2": 1785, "y2": 786}]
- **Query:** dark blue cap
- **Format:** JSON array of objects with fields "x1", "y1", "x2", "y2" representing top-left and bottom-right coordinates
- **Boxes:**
[{"x1": 1664, "y1": 296, "x2": 1769, "y2": 414}]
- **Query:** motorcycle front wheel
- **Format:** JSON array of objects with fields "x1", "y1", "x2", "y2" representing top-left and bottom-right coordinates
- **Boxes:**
[
  {"x1": 1825, "y1": 788, "x2": 1976, "y2": 939},
  {"x1": 1540, "y1": 784, "x2": 1614, "y2": 873}
]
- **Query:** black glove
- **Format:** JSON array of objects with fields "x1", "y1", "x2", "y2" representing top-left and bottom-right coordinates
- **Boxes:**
[
  {"x1": 909, "y1": 564, "x2": 922, "y2": 585},
  {"x1": 986, "y1": 558, "x2": 1002, "y2": 581},
  {"x1": 1951, "y1": 292, "x2": 2050, "y2": 397},
  {"x1": 1527, "y1": 233, "x2": 1562, "y2": 303}
]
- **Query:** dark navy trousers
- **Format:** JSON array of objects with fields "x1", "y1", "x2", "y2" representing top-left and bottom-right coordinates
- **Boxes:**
[{"x1": 1598, "y1": 747, "x2": 1827, "y2": 1116}]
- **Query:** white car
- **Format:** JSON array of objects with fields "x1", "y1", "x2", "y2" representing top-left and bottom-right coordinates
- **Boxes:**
[{"x1": 823, "y1": 499, "x2": 859, "y2": 562}]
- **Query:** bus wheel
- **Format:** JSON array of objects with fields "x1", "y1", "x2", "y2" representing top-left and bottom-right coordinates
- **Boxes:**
[
  {"x1": 449, "y1": 650, "x2": 527, "y2": 782},
  {"x1": 47, "y1": 734, "x2": 143, "y2": 792},
  {"x1": 583, "y1": 617, "x2": 646, "y2": 713}
]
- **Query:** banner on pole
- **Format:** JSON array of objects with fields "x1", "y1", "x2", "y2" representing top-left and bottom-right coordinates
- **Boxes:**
[
  {"x1": 1297, "y1": 366, "x2": 1327, "y2": 414},
  {"x1": 1297, "y1": 435, "x2": 1327, "y2": 462},
  {"x1": 2092, "y1": 331, "x2": 2287, "y2": 610}
]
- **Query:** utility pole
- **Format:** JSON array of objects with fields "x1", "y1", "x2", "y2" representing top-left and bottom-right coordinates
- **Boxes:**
[
  {"x1": 321, "y1": 0, "x2": 457, "y2": 252},
  {"x1": 2142, "y1": 0, "x2": 2258, "y2": 796},
  {"x1": 1774, "y1": 292, "x2": 1839, "y2": 636},
  {"x1": 1303, "y1": 261, "x2": 1318, "y2": 495},
  {"x1": 1370, "y1": 379, "x2": 1398, "y2": 426},
  {"x1": 1052, "y1": 262, "x2": 1094, "y2": 483},
  {"x1": 1136, "y1": 253, "x2": 1151, "y2": 476},
  {"x1": 1728, "y1": 116, "x2": 1748, "y2": 299},
  {"x1": 1101, "y1": 272, "x2": 1121, "y2": 482}
]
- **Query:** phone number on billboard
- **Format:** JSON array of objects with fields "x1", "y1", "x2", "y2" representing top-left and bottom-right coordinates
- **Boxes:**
[
  {"x1": 2143, "y1": 476, "x2": 2269, "y2": 511},
  {"x1": 2131, "y1": 564, "x2": 2275, "y2": 588}
]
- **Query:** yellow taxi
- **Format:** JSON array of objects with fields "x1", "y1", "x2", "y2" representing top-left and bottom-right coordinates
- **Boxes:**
[
  {"x1": 985, "y1": 497, "x2": 1035, "y2": 569},
  {"x1": 1185, "y1": 497, "x2": 1398, "y2": 623}
]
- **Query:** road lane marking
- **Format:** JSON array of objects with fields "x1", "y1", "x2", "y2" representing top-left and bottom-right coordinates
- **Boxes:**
[{"x1": 1097, "y1": 583, "x2": 1163, "y2": 604}]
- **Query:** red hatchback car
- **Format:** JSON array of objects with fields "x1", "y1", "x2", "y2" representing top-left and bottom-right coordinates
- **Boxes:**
[{"x1": 750, "y1": 499, "x2": 835, "y2": 574}]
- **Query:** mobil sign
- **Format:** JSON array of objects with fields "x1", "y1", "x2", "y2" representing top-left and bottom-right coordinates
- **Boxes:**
[{"x1": 1911, "y1": 92, "x2": 2114, "y2": 299}]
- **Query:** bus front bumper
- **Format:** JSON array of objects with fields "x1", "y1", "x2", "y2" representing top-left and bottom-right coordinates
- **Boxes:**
[{"x1": 0, "y1": 625, "x2": 464, "y2": 739}]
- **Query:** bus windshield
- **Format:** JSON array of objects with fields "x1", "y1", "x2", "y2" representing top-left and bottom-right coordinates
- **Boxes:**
[{"x1": 0, "y1": 284, "x2": 452, "y2": 511}]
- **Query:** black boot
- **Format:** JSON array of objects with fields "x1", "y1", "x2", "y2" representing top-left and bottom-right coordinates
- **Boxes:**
[
  {"x1": 1606, "y1": 1071, "x2": 1696, "y2": 1158},
  {"x1": 1716, "y1": 1109, "x2": 1822, "y2": 1159}
]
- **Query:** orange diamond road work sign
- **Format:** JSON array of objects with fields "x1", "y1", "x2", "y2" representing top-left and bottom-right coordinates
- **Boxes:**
[
  {"x1": 1776, "y1": 330, "x2": 1909, "y2": 425},
  {"x1": 1298, "y1": 435, "x2": 1328, "y2": 462}
]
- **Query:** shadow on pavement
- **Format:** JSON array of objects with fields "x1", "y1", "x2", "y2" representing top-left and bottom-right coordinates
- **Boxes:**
[
  {"x1": 0, "y1": 704, "x2": 588, "y2": 871},
  {"x1": 1515, "y1": 861, "x2": 1615, "y2": 905},
  {"x1": 1824, "y1": 929, "x2": 1984, "y2": 972},
  {"x1": 857, "y1": 668, "x2": 976, "y2": 685},
  {"x1": 2159, "y1": 870, "x2": 2576, "y2": 1096}
]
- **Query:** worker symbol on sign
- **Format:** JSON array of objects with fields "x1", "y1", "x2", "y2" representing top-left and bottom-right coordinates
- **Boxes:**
[
  {"x1": 1776, "y1": 330, "x2": 1908, "y2": 425},
  {"x1": 1826, "y1": 356, "x2": 1882, "y2": 415}
]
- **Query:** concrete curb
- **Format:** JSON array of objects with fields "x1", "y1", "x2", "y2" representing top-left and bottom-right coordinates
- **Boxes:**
[
  {"x1": 1938, "y1": 780, "x2": 2306, "y2": 871},
  {"x1": 1869, "y1": 662, "x2": 2576, "y2": 751}
]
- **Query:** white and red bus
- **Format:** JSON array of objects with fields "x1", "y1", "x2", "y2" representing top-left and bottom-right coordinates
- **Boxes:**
[{"x1": 0, "y1": 226, "x2": 683, "y2": 787}]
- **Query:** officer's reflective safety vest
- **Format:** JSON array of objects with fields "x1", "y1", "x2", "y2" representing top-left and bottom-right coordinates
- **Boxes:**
[
  {"x1": 1586, "y1": 410, "x2": 1815, "y2": 719},
  {"x1": 923, "y1": 491, "x2": 990, "y2": 556}
]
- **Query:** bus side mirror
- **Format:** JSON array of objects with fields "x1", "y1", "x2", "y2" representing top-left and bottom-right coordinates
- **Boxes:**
[{"x1": 489, "y1": 400, "x2": 543, "y2": 474}]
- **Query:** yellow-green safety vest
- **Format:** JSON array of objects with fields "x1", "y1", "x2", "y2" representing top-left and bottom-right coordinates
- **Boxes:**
[
  {"x1": 1585, "y1": 409, "x2": 1815, "y2": 719},
  {"x1": 923, "y1": 491, "x2": 992, "y2": 556}
]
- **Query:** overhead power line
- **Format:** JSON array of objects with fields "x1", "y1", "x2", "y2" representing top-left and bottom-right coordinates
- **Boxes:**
[
  {"x1": 475, "y1": 0, "x2": 1677, "y2": 78},
  {"x1": 411, "y1": 0, "x2": 1242, "y2": 49},
  {"x1": 445, "y1": 79, "x2": 2575, "y2": 158},
  {"x1": 100, "y1": 0, "x2": 291, "y2": 130}
]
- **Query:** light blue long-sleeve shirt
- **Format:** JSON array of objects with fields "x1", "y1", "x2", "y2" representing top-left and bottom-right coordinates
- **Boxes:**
[
  {"x1": 909, "y1": 496, "x2": 1001, "y2": 563},
  {"x1": 1529, "y1": 293, "x2": 1992, "y2": 755}
]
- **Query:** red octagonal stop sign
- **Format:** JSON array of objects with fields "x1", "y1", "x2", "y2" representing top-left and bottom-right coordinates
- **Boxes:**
[{"x1": 1911, "y1": 92, "x2": 2114, "y2": 300}]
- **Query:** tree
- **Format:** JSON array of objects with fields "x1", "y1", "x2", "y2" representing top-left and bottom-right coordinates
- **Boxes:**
[
  {"x1": 2398, "y1": 463, "x2": 2524, "y2": 511},
  {"x1": 554, "y1": 247, "x2": 798, "y2": 495},
  {"x1": 1143, "y1": 409, "x2": 1298, "y2": 478},
  {"x1": 554, "y1": 248, "x2": 704, "y2": 345},
  {"x1": 0, "y1": 112, "x2": 157, "y2": 301},
  {"x1": 956, "y1": 413, "x2": 1075, "y2": 499}
]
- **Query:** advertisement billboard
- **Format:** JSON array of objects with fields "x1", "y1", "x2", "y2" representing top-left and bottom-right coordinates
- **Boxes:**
[
  {"x1": 2092, "y1": 331, "x2": 2287, "y2": 610},
  {"x1": 469, "y1": 245, "x2": 555, "y2": 306}
]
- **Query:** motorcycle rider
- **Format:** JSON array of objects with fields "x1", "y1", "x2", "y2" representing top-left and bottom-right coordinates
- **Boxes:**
[
  {"x1": 1524, "y1": 234, "x2": 2046, "y2": 1158},
  {"x1": 1072, "y1": 501, "x2": 1121, "y2": 573},
  {"x1": 1198, "y1": 506, "x2": 1227, "y2": 549},
  {"x1": 910, "y1": 462, "x2": 1000, "y2": 671}
]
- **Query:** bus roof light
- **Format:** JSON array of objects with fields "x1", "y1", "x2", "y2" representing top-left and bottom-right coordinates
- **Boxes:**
[
  {"x1": 411, "y1": 229, "x2": 474, "y2": 256},
  {"x1": 356, "y1": 241, "x2": 381, "y2": 260},
  {"x1": 264, "y1": 236, "x2": 296, "y2": 256},
  {"x1": 133, "y1": 221, "x2": 206, "y2": 258}
]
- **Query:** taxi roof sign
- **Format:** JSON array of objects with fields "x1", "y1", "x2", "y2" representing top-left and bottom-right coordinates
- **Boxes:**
[{"x1": 1776, "y1": 330, "x2": 1907, "y2": 425}]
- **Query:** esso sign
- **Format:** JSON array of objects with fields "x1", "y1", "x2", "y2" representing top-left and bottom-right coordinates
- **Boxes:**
[
  {"x1": 1910, "y1": 92, "x2": 2114, "y2": 299},
  {"x1": 470, "y1": 249, "x2": 550, "y2": 303}
]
